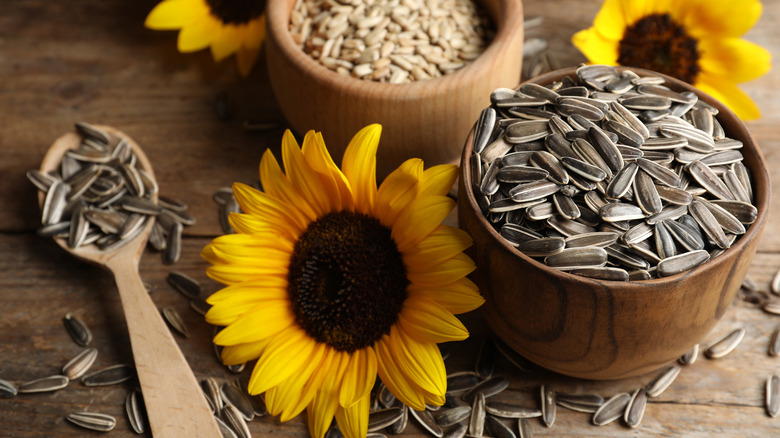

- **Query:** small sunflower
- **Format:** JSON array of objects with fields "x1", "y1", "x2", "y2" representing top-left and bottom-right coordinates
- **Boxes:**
[
  {"x1": 572, "y1": 0, "x2": 771, "y2": 120},
  {"x1": 144, "y1": 0, "x2": 266, "y2": 77},
  {"x1": 202, "y1": 124, "x2": 484, "y2": 438}
]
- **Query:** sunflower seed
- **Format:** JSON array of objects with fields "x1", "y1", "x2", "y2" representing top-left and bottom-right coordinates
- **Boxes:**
[
  {"x1": 546, "y1": 216, "x2": 597, "y2": 237},
  {"x1": 704, "y1": 328, "x2": 745, "y2": 359},
  {"x1": 484, "y1": 401, "x2": 541, "y2": 419},
  {"x1": 540, "y1": 385, "x2": 556, "y2": 427},
  {"x1": 565, "y1": 232, "x2": 619, "y2": 248},
  {"x1": 769, "y1": 328, "x2": 780, "y2": 357},
  {"x1": 646, "y1": 203, "x2": 688, "y2": 225},
  {"x1": 64, "y1": 313, "x2": 92, "y2": 346},
  {"x1": 657, "y1": 250, "x2": 709, "y2": 277},
  {"x1": 163, "y1": 221, "x2": 183, "y2": 264},
  {"x1": 557, "y1": 97, "x2": 604, "y2": 120},
  {"x1": 485, "y1": 416, "x2": 516, "y2": 438},
  {"x1": 529, "y1": 151, "x2": 569, "y2": 185},
  {"x1": 480, "y1": 159, "x2": 501, "y2": 196},
  {"x1": 508, "y1": 180, "x2": 560, "y2": 203},
  {"x1": 215, "y1": 415, "x2": 238, "y2": 438},
  {"x1": 446, "y1": 371, "x2": 481, "y2": 395},
  {"x1": 569, "y1": 266, "x2": 629, "y2": 281},
  {"x1": 505, "y1": 120, "x2": 550, "y2": 144},
  {"x1": 42, "y1": 180, "x2": 70, "y2": 225},
  {"x1": 687, "y1": 161, "x2": 734, "y2": 200},
  {"x1": 636, "y1": 157, "x2": 681, "y2": 187},
  {"x1": 665, "y1": 219, "x2": 706, "y2": 251},
  {"x1": 463, "y1": 376, "x2": 509, "y2": 403},
  {"x1": 387, "y1": 404, "x2": 408, "y2": 434},
  {"x1": 203, "y1": 378, "x2": 224, "y2": 412},
  {"x1": 443, "y1": 423, "x2": 468, "y2": 438},
  {"x1": 468, "y1": 392, "x2": 486, "y2": 437},
  {"x1": 654, "y1": 221, "x2": 676, "y2": 259},
  {"x1": 624, "y1": 388, "x2": 647, "y2": 428},
  {"x1": 628, "y1": 269, "x2": 652, "y2": 281},
  {"x1": 167, "y1": 271, "x2": 202, "y2": 299},
  {"x1": 678, "y1": 344, "x2": 699, "y2": 365},
  {"x1": 500, "y1": 224, "x2": 542, "y2": 246},
  {"x1": 82, "y1": 364, "x2": 134, "y2": 386},
  {"x1": 75, "y1": 122, "x2": 111, "y2": 144},
  {"x1": 434, "y1": 406, "x2": 471, "y2": 427},
  {"x1": 606, "y1": 245, "x2": 650, "y2": 270},
  {"x1": 17, "y1": 375, "x2": 69, "y2": 393},
  {"x1": 221, "y1": 382, "x2": 254, "y2": 422},
  {"x1": 592, "y1": 393, "x2": 630, "y2": 426},
  {"x1": 221, "y1": 404, "x2": 250, "y2": 438},
  {"x1": 369, "y1": 407, "x2": 404, "y2": 431},
  {"x1": 621, "y1": 95, "x2": 672, "y2": 111},
  {"x1": 474, "y1": 109, "x2": 497, "y2": 153},
  {"x1": 599, "y1": 203, "x2": 645, "y2": 222},
  {"x1": 518, "y1": 418, "x2": 534, "y2": 438},
  {"x1": 697, "y1": 198, "x2": 745, "y2": 235},
  {"x1": 517, "y1": 237, "x2": 565, "y2": 257},
  {"x1": 723, "y1": 170, "x2": 751, "y2": 203},
  {"x1": 161, "y1": 306, "x2": 189, "y2": 338},
  {"x1": 62, "y1": 347, "x2": 98, "y2": 380},
  {"x1": 525, "y1": 202, "x2": 555, "y2": 221},
  {"x1": 656, "y1": 184, "x2": 692, "y2": 205},
  {"x1": 689, "y1": 200, "x2": 730, "y2": 249},
  {"x1": 555, "y1": 393, "x2": 604, "y2": 413},
  {"x1": 0, "y1": 379, "x2": 17, "y2": 398},
  {"x1": 544, "y1": 133, "x2": 578, "y2": 160},
  {"x1": 66, "y1": 411, "x2": 116, "y2": 432},
  {"x1": 767, "y1": 375, "x2": 780, "y2": 418},
  {"x1": 126, "y1": 389, "x2": 147, "y2": 434},
  {"x1": 544, "y1": 247, "x2": 608, "y2": 270}
]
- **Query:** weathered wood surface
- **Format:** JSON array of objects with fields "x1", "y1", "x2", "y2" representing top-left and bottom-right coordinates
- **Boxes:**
[{"x1": 1, "y1": 0, "x2": 780, "y2": 436}]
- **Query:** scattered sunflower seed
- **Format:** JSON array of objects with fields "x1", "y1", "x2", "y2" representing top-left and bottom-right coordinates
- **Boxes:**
[
  {"x1": 66, "y1": 411, "x2": 116, "y2": 432},
  {"x1": 704, "y1": 328, "x2": 746, "y2": 359},
  {"x1": 63, "y1": 313, "x2": 92, "y2": 347},
  {"x1": 82, "y1": 364, "x2": 134, "y2": 386},
  {"x1": 17, "y1": 375, "x2": 69, "y2": 393}
]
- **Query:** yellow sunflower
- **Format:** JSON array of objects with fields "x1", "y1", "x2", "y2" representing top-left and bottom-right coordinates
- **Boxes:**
[
  {"x1": 144, "y1": 0, "x2": 266, "y2": 77},
  {"x1": 202, "y1": 124, "x2": 484, "y2": 438},
  {"x1": 572, "y1": 0, "x2": 771, "y2": 120}
]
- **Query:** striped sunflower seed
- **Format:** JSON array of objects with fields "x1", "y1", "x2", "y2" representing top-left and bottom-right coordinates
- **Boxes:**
[
  {"x1": 468, "y1": 393, "x2": 486, "y2": 437},
  {"x1": 540, "y1": 385, "x2": 556, "y2": 427},
  {"x1": 221, "y1": 382, "x2": 255, "y2": 422},
  {"x1": 0, "y1": 379, "x2": 17, "y2": 398},
  {"x1": 462, "y1": 375, "x2": 509, "y2": 403},
  {"x1": 167, "y1": 271, "x2": 202, "y2": 299},
  {"x1": 485, "y1": 415, "x2": 516, "y2": 438},
  {"x1": 62, "y1": 347, "x2": 98, "y2": 380},
  {"x1": 18, "y1": 375, "x2": 69, "y2": 393},
  {"x1": 592, "y1": 393, "x2": 630, "y2": 426},
  {"x1": 768, "y1": 375, "x2": 780, "y2": 418},
  {"x1": 444, "y1": 423, "x2": 468, "y2": 438},
  {"x1": 770, "y1": 328, "x2": 780, "y2": 357},
  {"x1": 657, "y1": 250, "x2": 709, "y2": 277},
  {"x1": 221, "y1": 404, "x2": 250, "y2": 438},
  {"x1": 646, "y1": 365, "x2": 681, "y2": 397},
  {"x1": 64, "y1": 313, "x2": 92, "y2": 346},
  {"x1": 434, "y1": 406, "x2": 471, "y2": 427},
  {"x1": 66, "y1": 412, "x2": 116, "y2": 432},
  {"x1": 544, "y1": 247, "x2": 607, "y2": 270},
  {"x1": 485, "y1": 401, "x2": 541, "y2": 419},
  {"x1": 126, "y1": 389, "x2": 148, "y2": 434},
  {"x1": 624, "y1": 387, "x2": 647, "y2": 428},
  {"x1": 704, "y1": 328, "x2": 745, "y2": 359},
  {"x1": 679, "y1": 344, "x2": 699, "y2": 365},
  {"x1": 82, "y1": 364, "x2": 134, "y2": 386},
  {"x1": 369, "y1": 407, "x2": 404, "y2": 432},
  {"x1": 162, "y1": 307, "x2": 189, "y2": 338}
]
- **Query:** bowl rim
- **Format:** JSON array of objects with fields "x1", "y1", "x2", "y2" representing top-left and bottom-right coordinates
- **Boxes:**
[
  {"x1": 265, "y1": 0, "x2": 524, "y2": 94},
  {"x1": 460, "y1": 65, "x2": 771, "y2": 287}
]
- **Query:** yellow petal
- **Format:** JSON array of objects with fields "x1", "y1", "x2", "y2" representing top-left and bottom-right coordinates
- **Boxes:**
[
  {"x1": 695, "y1": 74, "x2": 762, "y2": 120},
  {"x1": 592, "y1": 0, "x2": 628, "y2": 41},
  {"x1": 144, "y1": 0, "x2": 206, "y2": 29},
  {"x1": 374, "y1": 337, "x2": 426, "y2": 410},
  {"x1": 335, "y1": 391, "x2": 370, "y2": 438},
  {"x1": 243, "y1": 15, "x2": 266, "y2": 50},
  {"x1": 376, "y1": 158, "x2": 423, "y2": 227},
  {"x1": 248, "y1": 327, "x2": 317, "y2": 395},
  {"x1": 259, "y1": 147, "x2": 319, "y2": 222},
  {"x1": 341, "y1": 124, "x2": 381, "y2": 214},
  {"x1": 408, "y1": 277, "x2": 484, "y2": 315},
  {"x1": 419, "y1": 164, "x2": 458, "y2": 197},
  {"x1": 236, "y1": 46, "x2": 259, "y2": 77},
  {"x1": 221, "y1": 337, "x2": 271, "y2": 366},
  {"x1": 210, "y1": 24, "x2": 242, "y2": 61},
  {"x1": 208, "y1": 232, "x2": 295, "y2": 255},
  {"x1": 398, "y1": 295, "x2": 469, "y2": 343},
  {"x1": 571, "y1": 28, "x2": 619, "y2": 65},
  {"x1": 339, "y1": 348, "x2": 377, "y2": 408},
  {"x1": 232, "y1": 181, "x2": 308, "y2": 235},
  {"x1": 290, "y1": 347, "x2": 337, "y2": 418},
  {"x1": 675, "y1": 0, "x2": 762, "y2": 38},
  {"x1": 177, "y1": 14, "x2": 219, "y2": 52},
  {"x1": 302, "y1": 131, "x2": 354, "y2": 211},
  {"x1": 211, "y1": 301, "x2": 295, "y2": 345},
  {"x1": 391, "y1": 195, "x2": 455, "y2": 253},
  {"x1": 206, "y1": 277, "x2": 289, "y2": 305},
  {"x1": 308, "y1": 352, "x2": 350, "y2": 438},
  {"x1": 406, "y1": 252, "x2": 476, "y2": 286},
  {"x1": 386, "y1": 325, "x2": 446, "y2": 396},
  {"x1": 284, "y1": 130, "x2": 333, "y2": 217},
  {"x1": 228, "y1": 212, "x2": 295, "y2": 238},
  {"x1": 402, "y1": 225, "x2": 473, "y2": 270},
  {"x1": 206, "y1": 261, "x2": 289, "y2": 285},
  {"x1": 697, "y1": 38, "x2": 771, "y2": 83},
  {"x1": 265, "y1": 342, "x2": 327, "y2": 421}
]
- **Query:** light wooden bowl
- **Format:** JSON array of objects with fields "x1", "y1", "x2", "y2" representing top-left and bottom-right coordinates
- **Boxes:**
[
  {"x1": 265, "y1": 0, "x2": 524, "y2": 177},
  {"x1": 458, "y1": 67, "x2": 771, "y2": 380}
]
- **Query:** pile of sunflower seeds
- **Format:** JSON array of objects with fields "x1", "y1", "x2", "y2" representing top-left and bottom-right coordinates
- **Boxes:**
[
  {"x1": 27, "y1": 122, "x2": 194, "y2": 264},
  {"x1": 469, "y1": 64, "x2": 758, "y2": 280},
  {"x1": 289, "y1": 0, "x2": 494, "y2": 82}
]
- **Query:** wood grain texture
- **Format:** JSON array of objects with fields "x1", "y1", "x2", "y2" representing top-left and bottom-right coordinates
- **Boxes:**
[{"x1": 1, "y1": 0, "x2": 780, "y2": 436}]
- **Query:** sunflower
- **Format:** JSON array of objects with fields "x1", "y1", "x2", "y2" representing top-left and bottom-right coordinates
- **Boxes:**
[
  {"x1": 202, "y1": 124, "x2": 484, "y2": 438},
  {"x1": 144, "y1": 0, "x2": 266, "y2": 77},
  {"x1": 572, "y1": 0, "x2": 771, "y2": 120}
]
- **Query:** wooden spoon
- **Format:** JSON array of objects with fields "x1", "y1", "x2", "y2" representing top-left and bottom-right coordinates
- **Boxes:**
[{"x1": 39, "y1": 126, "x2": 222, "y2": 437}]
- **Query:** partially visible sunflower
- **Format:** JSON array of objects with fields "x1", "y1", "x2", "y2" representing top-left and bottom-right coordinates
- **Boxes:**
[
  {"x1": 202, "y1": 124, "x2": 484, "y2": 438},
  {"x1": 144, "y1": 0, "x2": 266, "y2": 77},
  {"x1": 572, "y1": 0, "x2": 771, "y2": 120}
]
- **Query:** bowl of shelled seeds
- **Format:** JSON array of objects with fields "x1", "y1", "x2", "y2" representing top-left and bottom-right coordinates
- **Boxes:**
[
  {"x1": 265, "y1": 0, "x2": 524, "y2": 177},
  {"x1": 458, "y1": 65, "x2": 770, "y2": 380}
]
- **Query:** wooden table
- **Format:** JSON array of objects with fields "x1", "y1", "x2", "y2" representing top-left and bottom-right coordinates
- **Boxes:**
[{"x1": 1, "y1": 1, "x2": 779, "y2": 436}]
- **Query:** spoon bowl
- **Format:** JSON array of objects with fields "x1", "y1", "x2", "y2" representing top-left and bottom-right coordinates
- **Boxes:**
[{"x1": 39, "y1": 125, "x2": 222, "y2": 437}]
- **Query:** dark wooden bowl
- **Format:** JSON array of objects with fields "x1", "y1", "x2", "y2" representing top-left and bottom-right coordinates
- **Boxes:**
[{"x1": 458, "y1": 67, "x2": 771, "y2": 380}]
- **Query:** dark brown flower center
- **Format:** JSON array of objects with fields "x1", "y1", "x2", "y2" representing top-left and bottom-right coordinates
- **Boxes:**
[
  {"x1": 618, "y1": 13, "x2": 700, "y2": 83},
  {"x1": 206, "y1": 0, "x2": 266, "y2": 25},
  {"x1": 288, "y1": 211, "x2": 408, "y2": 352}
]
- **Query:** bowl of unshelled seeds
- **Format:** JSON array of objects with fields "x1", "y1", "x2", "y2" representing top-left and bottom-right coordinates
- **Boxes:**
[
  {"x1": 265, "y1": 0, "x2": 524, "y2": 177},
  {"x1": 458, "y1": 65, "x2": 770, "y2": 380}
]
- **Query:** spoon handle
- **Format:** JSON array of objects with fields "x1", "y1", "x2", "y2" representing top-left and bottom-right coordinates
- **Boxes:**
[{"x1": 108, "y1": 251, "x2": 222, "y2": 437}]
